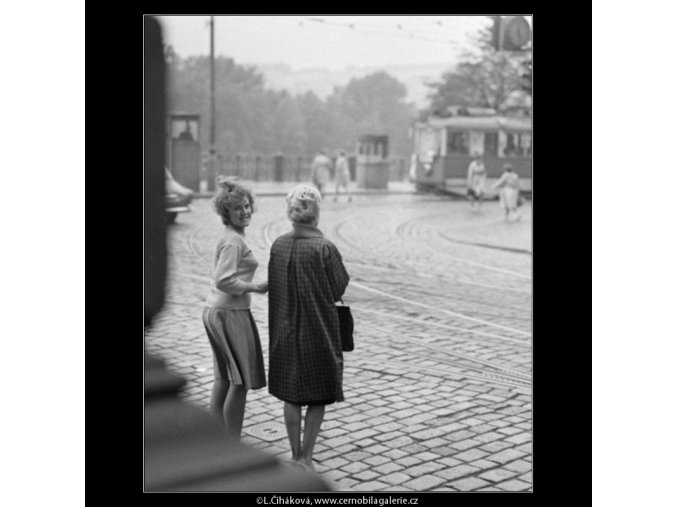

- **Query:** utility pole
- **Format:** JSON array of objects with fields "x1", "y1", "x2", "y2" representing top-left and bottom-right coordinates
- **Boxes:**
[{"x1": 208, "y1": 15, "x2": 216, "y2": 191}]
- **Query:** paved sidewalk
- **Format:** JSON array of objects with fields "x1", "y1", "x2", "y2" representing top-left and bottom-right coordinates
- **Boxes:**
[
  {"x1": 443, "y1": 178, "x2": 533, "y2": 198},
  {"x1": 195, "y1": 179, "x2": 532, "y2": 201},
  {"x1": 146, "y1": 194, "x2": 532, "y2": 492},
  {"x1": 195, "y1": 180, "x2": 418, "y2": 198}
]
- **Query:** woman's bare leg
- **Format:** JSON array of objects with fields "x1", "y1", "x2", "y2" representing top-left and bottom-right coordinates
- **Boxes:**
[
  {"x1": 300, "y1": 404, "x2": 326, "y2": 471},
  {"x1": 222, "y1": 383, "x2": 247, "y2": 441},
  {"x1": 210, "y1": 379, "x2": 229, "y2": 427},
  {"x1": 284, "y1": 402, "x2": 303, "y2": 462}
]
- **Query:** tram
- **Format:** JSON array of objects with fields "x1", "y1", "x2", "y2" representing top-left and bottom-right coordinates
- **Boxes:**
[{"x1": 410, "y1": 113, "x2": 532, "y2": 196}]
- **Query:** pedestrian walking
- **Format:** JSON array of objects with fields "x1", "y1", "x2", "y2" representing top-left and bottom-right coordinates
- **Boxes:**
[
  {"x1": 333, "y1": 150, "x2": 352, "y2": 202},
  {"x1": 408, "y1": 152, "x2": 418, "y2": 182},
  {"x1": 466, "y1": 152, "x2": 487, "y2": 210},
  {"x1": 202, "y1": 176, "x2": 269, "y2": 441},
  {"x1": 492, "y1": 164, "x2": 522, "y2": 221},
  {"x1": 310, "y1": 150, "x2": 332, "y2": 199},
  {"x1": 267, "y1": 185, "x2": 350, "y2": 472}
]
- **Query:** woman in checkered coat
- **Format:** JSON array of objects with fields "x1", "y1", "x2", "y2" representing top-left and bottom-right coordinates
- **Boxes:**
[
  {"x1": 202, "y1": 176, "x2": 269, "y2": 442},
  {"x1": 268, "y1": 184, "x2": 350, "y2": 471}
]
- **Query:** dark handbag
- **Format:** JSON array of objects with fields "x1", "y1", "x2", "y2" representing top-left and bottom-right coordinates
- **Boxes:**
[{"x1": 336, "y1": 299, "x2": 354, "y2": 352}]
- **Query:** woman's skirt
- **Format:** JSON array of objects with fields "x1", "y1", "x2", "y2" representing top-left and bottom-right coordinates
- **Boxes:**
[
  {"x1": 202, "y1": 307, "x2": 266, "y2": 390},
  {"x1": 500, "y1": 187, "x2": 519, "y2": 210}
]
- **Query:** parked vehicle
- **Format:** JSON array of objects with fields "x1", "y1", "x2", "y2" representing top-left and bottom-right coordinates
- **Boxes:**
[{"x1": 165, "y1": 168, "x2": 193, "y2": 223}]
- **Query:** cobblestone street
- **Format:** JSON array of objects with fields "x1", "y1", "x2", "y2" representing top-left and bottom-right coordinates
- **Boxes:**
[{"x1": 144, "y1": 191, "x2": 533, "y2": 492}]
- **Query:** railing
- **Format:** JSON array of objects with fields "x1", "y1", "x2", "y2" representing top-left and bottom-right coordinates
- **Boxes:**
[{"x1": 212, "y1": 153, "x2": 410, "y2": 182}]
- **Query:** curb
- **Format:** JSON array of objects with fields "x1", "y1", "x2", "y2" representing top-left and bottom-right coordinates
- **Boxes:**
[
  {"x1": 193, "y1": 190, "x2": 418, "y2": 199},
  {"x1": 191, "y1": 188, "x2": 532, "y2": 200}
]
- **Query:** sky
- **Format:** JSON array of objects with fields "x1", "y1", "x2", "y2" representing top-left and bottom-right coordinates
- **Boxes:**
[{"x1": 156, "y1": 15, "x2": 500, "y2": 70}]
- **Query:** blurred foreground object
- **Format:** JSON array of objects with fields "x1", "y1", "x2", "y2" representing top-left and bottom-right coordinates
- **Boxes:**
[
  {"x1": 164, "y1": 167, "x2": 193, "y2": 223},
  {"x1": 144, "y1": 354, "x2": 330, "y2": 491},
  {"x1": 144, "y1": 15, "x2": 167, "y2": 326}
]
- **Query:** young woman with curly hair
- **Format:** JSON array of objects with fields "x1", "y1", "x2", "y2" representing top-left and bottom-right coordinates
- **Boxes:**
[{"x1": 202, "y1": 175, "x2": 269, "y2": 441}]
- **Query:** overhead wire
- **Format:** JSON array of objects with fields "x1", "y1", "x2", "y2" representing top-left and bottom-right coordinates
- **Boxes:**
[
  {"x1": 205, "y1": 15, "x2": 474, "y2": 48},
  {"x1": 304, "y1": 16, "x2": 458, "y2": 44},
  {"x1": 299, "y1": 16, "x2": 464, "y2": 46},
  {"x1": 351, "y1": 16, "x2": 485, "y2": 39}
]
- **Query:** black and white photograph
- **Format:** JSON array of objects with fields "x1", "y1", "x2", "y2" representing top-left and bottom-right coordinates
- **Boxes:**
[
  {"x1": 7, "y1": 0, "x2": 677, "y2": 507},
  {"x1": 11, "y1": 4, "x2": 677, "y2": 505},
  {"x1": 143, "y1": 14, "x2": 533, "y2": 494}
]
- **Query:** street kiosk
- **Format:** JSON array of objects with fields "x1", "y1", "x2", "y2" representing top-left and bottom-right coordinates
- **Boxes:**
[
  {"x1": 356, "y1": 135, "x2": 389, "y2": 189},
  {"x1": 167, "y1": 113, "x2": 201, "y2": 192}
]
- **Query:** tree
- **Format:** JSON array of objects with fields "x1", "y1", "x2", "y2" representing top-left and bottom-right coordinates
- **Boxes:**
[
  {"x1": 298, "y1": 91, "x2": 334, "y2": 154},
  {"x1": 326, "y1": 72, "x2": 416, "y2": 157},
  {"x1": 169, "y1": 55, "x2": 273, "y2": 152},
  {"x1": 167, "y1": 57, "x2": 418, "y2": 157},
  {"x1": 426, "y1": 24, "x2": 530, "y2": 115},
  {"x1": 269, "y1": 90, "x2": 307, "y2": 153}
]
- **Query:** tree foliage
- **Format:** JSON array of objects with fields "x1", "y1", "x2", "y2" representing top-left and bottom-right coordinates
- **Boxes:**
[
  {"x1": 326, "y1": 72, "x2": 416, "y2": 155},
  {"x1": 167, "y1": 54, "x2": 416, "y2": 157},
  {"x1": 425, "y1": 24, "x2": 530, "y2": 116}
]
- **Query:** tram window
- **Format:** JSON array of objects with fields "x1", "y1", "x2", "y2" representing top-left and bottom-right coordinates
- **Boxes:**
[
  {"x1": 446, "y1": 130, "x2": 469, "y2": 155},
  {"x1": 504, "y1": 133, "x2": 525, "y2": 157},
  {"x1": 484, "y1": 133, "x2": 498, "y2": 157},
  {"x1": 522, "y1": 134, "x2": 532, "y2": 155}
]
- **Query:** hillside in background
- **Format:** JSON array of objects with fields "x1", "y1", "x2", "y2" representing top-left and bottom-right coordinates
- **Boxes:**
[
  {"x1": 252, "y1": 62, "x2": 453, "y2": 110},
  {"x1": 168, "y1": 56, "x2": 418, "y2": 157}
]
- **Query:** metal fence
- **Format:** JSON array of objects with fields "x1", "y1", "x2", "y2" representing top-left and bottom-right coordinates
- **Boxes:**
[{"x1": 213, "y1": 153, "x2": 409, "y2": 182}]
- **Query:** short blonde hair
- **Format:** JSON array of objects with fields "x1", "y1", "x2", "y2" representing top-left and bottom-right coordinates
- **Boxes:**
[{"x1": 286, "y1": 184, "x2": 321, "y2": 224}]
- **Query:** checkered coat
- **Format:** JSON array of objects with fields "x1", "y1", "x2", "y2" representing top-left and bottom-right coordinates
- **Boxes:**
[{"x1": 268, "y1": 223, "x2": 350, "y2": 405}]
